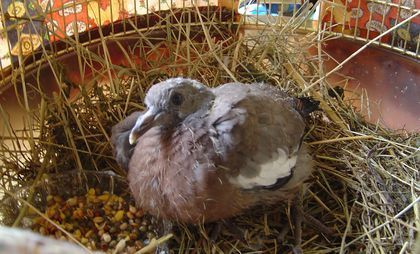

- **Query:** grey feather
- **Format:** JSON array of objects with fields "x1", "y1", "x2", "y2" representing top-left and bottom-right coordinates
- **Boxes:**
[
  {"x1": 209, "y1": 83, "x2": 306, "y2": 189},
  {"x1": 111, "y1": 111, "x2": 142, "y2": 170}
]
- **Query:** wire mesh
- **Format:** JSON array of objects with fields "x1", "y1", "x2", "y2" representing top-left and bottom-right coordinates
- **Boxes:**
[
  {"x1": 0, "y1": 0, "x2": 419, "y2": 83},
  {"x1": 0, "y1": 1, "x2": 419, "y2": 253}
]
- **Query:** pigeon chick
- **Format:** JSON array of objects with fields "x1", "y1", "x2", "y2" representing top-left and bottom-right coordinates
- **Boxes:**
[{"x1": 111, "y1": 77, "x2": 317, "y2": 224}]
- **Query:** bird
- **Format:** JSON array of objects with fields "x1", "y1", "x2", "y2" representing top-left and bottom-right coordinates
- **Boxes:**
[{"x1": 111, "y1": 77, "x2": 318, "y2": 224}]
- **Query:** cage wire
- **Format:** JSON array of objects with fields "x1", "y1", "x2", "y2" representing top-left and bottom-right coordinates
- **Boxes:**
[{"x1": 0, "y1": 0, "x2": 419, "y2": 253}]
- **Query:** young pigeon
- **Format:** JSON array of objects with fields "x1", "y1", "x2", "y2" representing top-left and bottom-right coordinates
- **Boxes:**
[{"x1": 111, "y1": 78, "x2": 317, "y2": 224}]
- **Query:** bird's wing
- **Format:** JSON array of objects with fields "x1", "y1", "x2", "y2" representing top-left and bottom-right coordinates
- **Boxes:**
[
  {"x1": 209, "y1": 83, "x2": 307, "y2": 190},
  {"x1": 111, "y1": 111, "x2": 143, "y2": 170}
]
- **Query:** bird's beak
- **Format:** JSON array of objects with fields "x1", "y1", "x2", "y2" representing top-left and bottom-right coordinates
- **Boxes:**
[{"x1": 129, "y1": 108, "x2": 159, "y2": 145}]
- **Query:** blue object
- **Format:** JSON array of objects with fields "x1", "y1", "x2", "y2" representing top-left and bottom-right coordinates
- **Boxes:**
[{"x1": 238, "y1": 0, "x2": 302, "y2": 17}]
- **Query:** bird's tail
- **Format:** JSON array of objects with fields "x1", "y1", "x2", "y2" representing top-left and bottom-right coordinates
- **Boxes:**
[{"x1": 294, "y1": 97, "x2": 320, "y2": 117}]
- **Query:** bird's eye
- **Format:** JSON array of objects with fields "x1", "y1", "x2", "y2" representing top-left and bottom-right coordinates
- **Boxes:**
[{"x1": 171, "y1": 92, "x2": 184, "y2": 106}]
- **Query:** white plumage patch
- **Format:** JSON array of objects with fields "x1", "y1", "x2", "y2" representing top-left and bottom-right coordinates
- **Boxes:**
[{"x1": 229, "y1": 149, "x2": 297, "y2": 189}]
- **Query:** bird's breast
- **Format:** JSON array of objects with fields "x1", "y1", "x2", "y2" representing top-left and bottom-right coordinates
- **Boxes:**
[{"x1": 127, "y1": 127, "x2": 217, "y2": 220}]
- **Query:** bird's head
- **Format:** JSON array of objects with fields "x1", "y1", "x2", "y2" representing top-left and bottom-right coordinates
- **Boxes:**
[{"x1": 129, "y1": 78, "x2": 214, "y2": 144}]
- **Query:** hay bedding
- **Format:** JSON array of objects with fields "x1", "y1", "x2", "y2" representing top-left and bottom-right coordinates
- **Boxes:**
[{"x1": 0, "y1": 7, "x2": 419, "y2": 254}]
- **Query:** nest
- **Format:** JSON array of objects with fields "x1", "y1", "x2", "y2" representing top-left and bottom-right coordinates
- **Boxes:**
[{"x1": 1, "y1": 5, "x2": 419, "y2": 254}]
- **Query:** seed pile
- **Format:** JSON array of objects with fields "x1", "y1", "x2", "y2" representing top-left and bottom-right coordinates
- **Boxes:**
[{"x1": 30, "y1": 188, "x2": 158, "y2": 253}]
